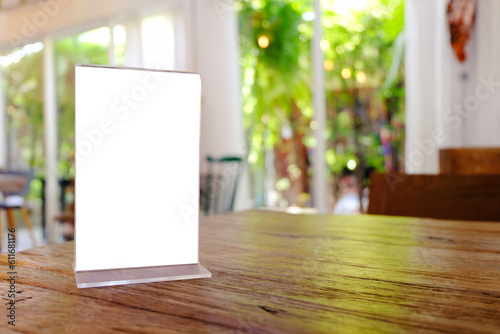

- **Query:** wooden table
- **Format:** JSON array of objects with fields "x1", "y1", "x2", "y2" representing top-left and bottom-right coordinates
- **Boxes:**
[{"x1": 1, "y1": 211, "x2": 500, "y2": 333}]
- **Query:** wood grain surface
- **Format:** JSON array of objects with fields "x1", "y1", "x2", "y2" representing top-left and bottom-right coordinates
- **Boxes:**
[
  {"x1": 1, "y1": 211, "x2": 500, "y2": 333},
  {"x1": 440, "y1": 148, "x2": 500, "y2": 175}
]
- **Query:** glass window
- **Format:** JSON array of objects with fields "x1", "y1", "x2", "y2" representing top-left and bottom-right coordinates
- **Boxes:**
[
  {"x1": 1, "y1": 42, "x2": 45, "y2": 172},
  {"x1": 54, "y1": 27, "x2": 110, "y2": 178},
  {"x1": 238, "y1": 0, "x2": 404, "y2": 212}
]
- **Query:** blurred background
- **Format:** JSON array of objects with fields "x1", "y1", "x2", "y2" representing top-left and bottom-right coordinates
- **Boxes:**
[{"x1": 0, "y1": 0, "x2": 405, "y2": 248}]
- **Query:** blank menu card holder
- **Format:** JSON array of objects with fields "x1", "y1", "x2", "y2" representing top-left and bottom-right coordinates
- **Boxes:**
[{"x1": 73, "y1": 64, "x2": 211, "y2": 288}]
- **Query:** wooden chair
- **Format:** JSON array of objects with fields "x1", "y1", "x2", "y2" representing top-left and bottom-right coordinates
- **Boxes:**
[
  {"x1": 440, "y1": 148, "x2": 500, "y2": 175},
  {"x1": 0, "y1": 171, "x2": 36, "y2": 250},
  {"x1": 55, "y1": 178, "x2": 75, "y2": 241},
  {"x1": 367, "y1": 172, "x2": 500, "y2": 221},
  {"x1": 202, "y1": 156, "x2": 243, "y2": 215}
]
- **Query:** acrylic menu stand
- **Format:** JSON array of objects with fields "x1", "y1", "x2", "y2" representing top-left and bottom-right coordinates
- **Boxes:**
[{"x1": 73, "y1": 64, "x2": 210, "y2": 288}]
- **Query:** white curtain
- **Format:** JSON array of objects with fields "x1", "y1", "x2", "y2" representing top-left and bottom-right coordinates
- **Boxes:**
[{"x1": 405, "y1": 0, "x2": 500, "y2": 174}]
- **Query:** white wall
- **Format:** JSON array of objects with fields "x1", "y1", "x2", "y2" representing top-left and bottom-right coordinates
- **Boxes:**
[
  {"x1": 190, "y1": 0, "x2": 250, "y2": 210},
  {"x1": 405, "y1": 0, "x2": 500, "y2": 174},
  {"x1": 193, "y1": 0, "x2": 244, "y2": 157}
]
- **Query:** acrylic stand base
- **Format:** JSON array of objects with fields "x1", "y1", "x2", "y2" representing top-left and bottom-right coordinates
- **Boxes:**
[{"x1": 74, "y1": 263, "x2": 211, "y2": 288}]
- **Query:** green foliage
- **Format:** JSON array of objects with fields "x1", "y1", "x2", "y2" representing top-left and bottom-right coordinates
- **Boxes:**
[
  {"x1": 240, "y1": 0, "x2": 312, "y2": 169},
  {"x1": 239, "y1": 0, "x2": 405, "y2": 201},
  {"x1": 55, "y1": 35, "x2": 108, "y2": 177},
  {"x1": 3, "y1": 49, "x2": 45, "y2": 172}
]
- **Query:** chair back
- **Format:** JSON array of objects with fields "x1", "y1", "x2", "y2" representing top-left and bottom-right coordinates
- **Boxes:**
[
  {"x1": 0, "y1": 170, "x2": 34, "y2": 197},
  {"x1": 202, "y1": 156, "x2": 243, "y2": 215},
  {"x1": 440, "y1": 148, "x2": 500, "y2": 175},
  {"x1": 367, "y1": 172, "x2": 500, "y2": 221}
]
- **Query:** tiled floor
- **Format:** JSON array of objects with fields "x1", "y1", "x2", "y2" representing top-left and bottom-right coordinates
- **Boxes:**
[
  {"x1": 0, "y1": 208, "x2": 60, "y2": 253},
  {"x1": 0, "y1": 226, "x2": 48, "y2": 252}
]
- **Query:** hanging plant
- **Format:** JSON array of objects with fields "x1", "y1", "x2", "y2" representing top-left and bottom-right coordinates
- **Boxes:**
[{"x1": 447, "y1": 0, "x2": 477, "y2": 62}]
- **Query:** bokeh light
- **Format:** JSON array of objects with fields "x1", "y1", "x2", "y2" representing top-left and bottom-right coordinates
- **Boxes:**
[
  {"x1": 356, "y1": 71, "x2": 367, "y2": 83},
  {"x1": 258, "y1": 35, "x2": 270, "y2": 48},
  {"x1": 347, "y1": 159, "x2": 357, "y2": 170},
  {"x1": 324, "y1": 59, "x2": 334, "y2": 71},
  {"x1": 320, "y1": 40, "x2": 330, "y2": 51},
  {"x1": 341, "y1": 68, "x2": 352, "y2": 79}
]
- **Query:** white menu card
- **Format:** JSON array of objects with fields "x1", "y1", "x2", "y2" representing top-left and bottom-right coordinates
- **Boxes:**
[{"x1": 75, "y1": 64, "x2": 201, "y2": 273}]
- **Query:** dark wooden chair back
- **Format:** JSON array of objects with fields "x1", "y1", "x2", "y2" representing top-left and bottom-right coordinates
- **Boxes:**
[
  {"x1": 367, "y1": 172, "x2": 500, "y2": 221},
  {"x1": 440, "y1": 148, "x2": 500, "y2": 175}
]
